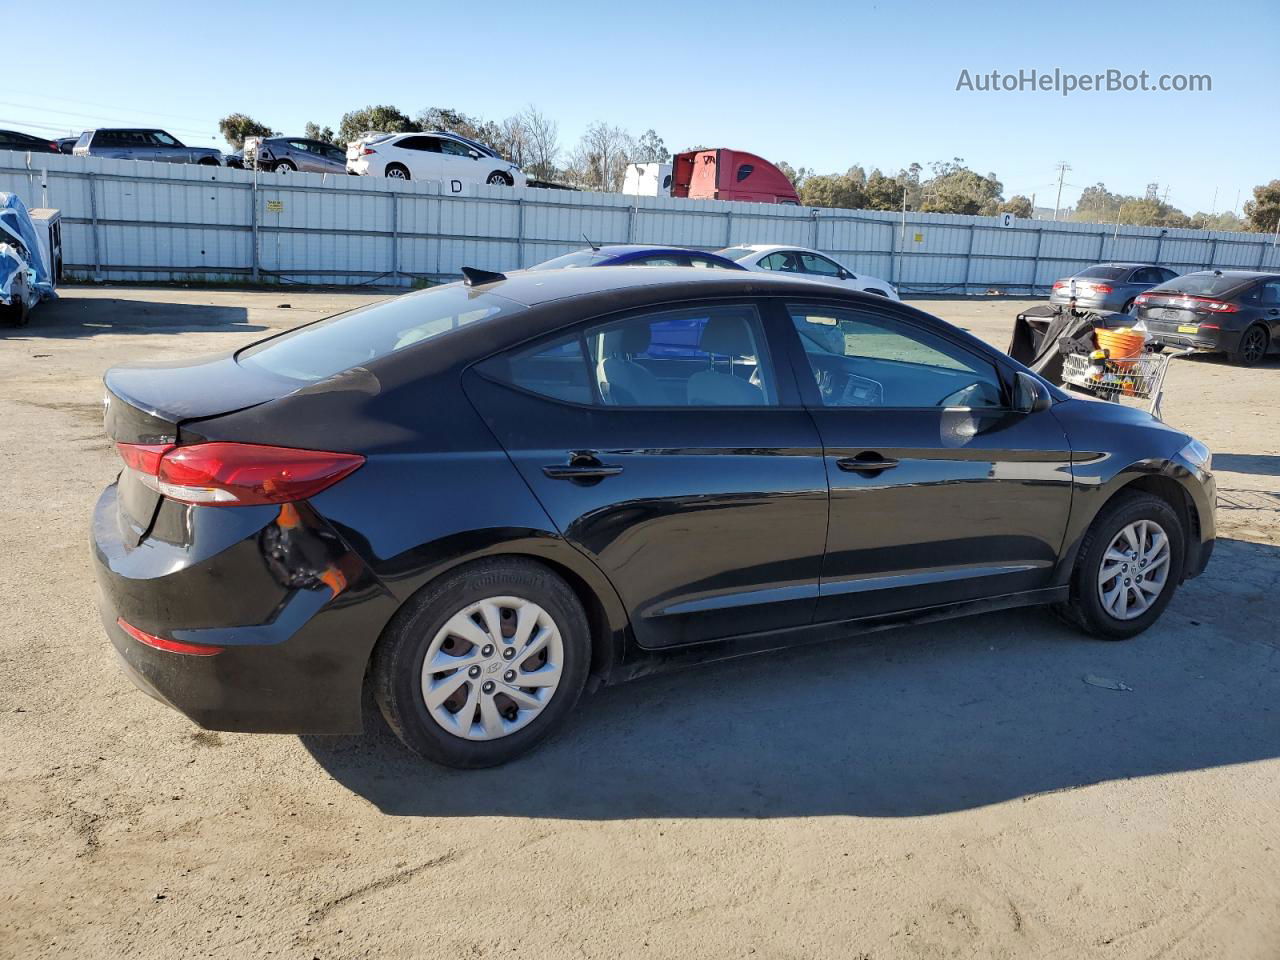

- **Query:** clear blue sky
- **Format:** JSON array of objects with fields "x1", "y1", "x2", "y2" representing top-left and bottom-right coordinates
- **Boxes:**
[{"x1": 9, "y1": 0, "x2": 1277, "y2": 216}]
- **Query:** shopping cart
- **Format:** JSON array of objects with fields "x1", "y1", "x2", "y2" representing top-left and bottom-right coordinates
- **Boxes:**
[{"x1": 1060, "y1": 346, "x2": 1195, "y2": 422}]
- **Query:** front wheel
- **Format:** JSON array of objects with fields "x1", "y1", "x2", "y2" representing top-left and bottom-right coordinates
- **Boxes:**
[
  {"x1": 1053, "y1": 491, "x2": 1184, "y2": 640},
  {"x1": 1229, "y1": 325, "x2": 1269, "y2": 366},
  {"x1": 273, "y1": 159, "x2": 296, "y2": 174},
  {"x1": 372, "y1": 558, "x2": 590, "y2": 768}
]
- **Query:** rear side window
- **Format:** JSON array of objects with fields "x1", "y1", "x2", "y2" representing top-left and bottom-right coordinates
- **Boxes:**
[
  {"x1": 480, "y1": 304, "x2": 777, "y2": 407},
  {"x1": 237, "y1": 286, "x2": 513, "y2": 382}
]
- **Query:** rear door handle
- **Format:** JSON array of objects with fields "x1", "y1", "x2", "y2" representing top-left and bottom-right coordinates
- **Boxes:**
[{"x1": 836, "y1": 453, "x2": 900, "y2": 473}]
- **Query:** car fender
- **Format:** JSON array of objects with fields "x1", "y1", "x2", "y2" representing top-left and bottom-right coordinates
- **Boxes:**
[{"x1": 1051, "y1": 452, "x2": 1209, "y2": 587}]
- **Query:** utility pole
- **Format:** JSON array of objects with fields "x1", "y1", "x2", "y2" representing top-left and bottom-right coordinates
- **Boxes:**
[
  {"x1": 1052, "y1": 162, "x2": 1070, "y2": 221},
  {"x1": 901, "y1": 187, "x2": 907, "y2": 245},
  {"x1": 1210, "y1": 187, "x2": 1218, "y2": 217}
]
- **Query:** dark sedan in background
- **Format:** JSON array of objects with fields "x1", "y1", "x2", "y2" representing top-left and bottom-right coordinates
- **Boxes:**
[
  {"x1": 1051, "y1": 263, "x2": 1180, "y2": 314},
  {"x1": 0, "y1": 129, "x2": 60, "y2": 154},
  {"x1": 92, "y1": 268, "x2": 1215, "y2": 768},
  {"x1": 1135, "y1": 270, "x2": 1280, "y2": 365}
]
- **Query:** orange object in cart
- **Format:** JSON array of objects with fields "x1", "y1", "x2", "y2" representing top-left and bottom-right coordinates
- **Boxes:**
[{"x1": 1095, "y1": 327, "x2": 1147, "y2": 369}]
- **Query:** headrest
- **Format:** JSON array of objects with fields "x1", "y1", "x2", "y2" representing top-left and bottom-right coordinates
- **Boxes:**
[
  {"x1": 618, "y1": 323, "x2": 651, "y2": 354},
  {"x1": 699, "y1": 315, "x2": 755, "y2": 357}
]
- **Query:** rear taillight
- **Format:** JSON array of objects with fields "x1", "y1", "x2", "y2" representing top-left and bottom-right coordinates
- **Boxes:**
[
  {"x1": 116, "y1": 441, "x2": 364, "y2": 506},
  {"x1": 1134, "y1": 294, "x2": 1150, "y2": 306},
  {"x1": 1201, "y1": 299, "x2": 1237, "y2": 313},
  {"x1": 1052, "y1": 280, "x2": 1067, "y2": 290},
  {"x1": 1090, "y1": 284, "x2": 1113, "y2": 294},
  {"x1": 361, "y1": 147, "x2": 377, "y2": 156}
]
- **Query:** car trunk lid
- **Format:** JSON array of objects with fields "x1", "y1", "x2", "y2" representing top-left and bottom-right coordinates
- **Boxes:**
[{"x1": 103, "y1": 354, "x2": 297, "y2": 539}]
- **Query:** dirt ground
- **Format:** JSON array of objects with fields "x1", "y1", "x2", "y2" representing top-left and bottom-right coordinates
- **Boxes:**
[{"x1": 1, "y1": 287, "x2": 1278, "y2": 960}]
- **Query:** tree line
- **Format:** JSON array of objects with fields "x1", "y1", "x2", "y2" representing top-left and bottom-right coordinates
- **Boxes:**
[{"x1": 218, "y1": 110, "x2": 1280, "y2": 233}]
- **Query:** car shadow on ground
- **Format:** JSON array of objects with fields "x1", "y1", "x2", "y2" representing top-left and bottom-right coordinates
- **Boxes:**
[
  {"x1": 1213, "y1": 454, "x2": 1280, "y2": 478},
  {"x1": 303, "y1": 537, "x2": 1280, "y2": 819},
  {"x1": 0, "y1": 297, "x2": 262, "y2": 339}
]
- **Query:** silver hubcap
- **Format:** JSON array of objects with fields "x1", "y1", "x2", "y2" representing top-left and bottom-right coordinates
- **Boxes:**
[
  {"x1": 388, "y1": 168, "x2": 406, "y2": 179},
  {"x1": 420, "y1": 596, "x2": 564, "y2": 741},
  {"x1": 1097, "y1": 519, "x2": 1171, "y2": 620},
  {"x1": 488, "y1": 175, "x2": 505, "y2": 184}
]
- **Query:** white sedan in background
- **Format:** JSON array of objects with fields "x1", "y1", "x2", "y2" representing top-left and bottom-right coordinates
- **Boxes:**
[
  {"x1": 346, "y1": 131, "x2": 526, "y2": 187},
  {"x1": 718, "y1": 244, "x2": 900, "y2": 299}
]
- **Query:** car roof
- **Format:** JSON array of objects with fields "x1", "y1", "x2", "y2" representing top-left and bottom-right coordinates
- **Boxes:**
[
  {"x1": 469, "y1": 264, "x2": 870, "y2": 307},
  {"x1": 1179, "y1": 269, "x2": 1279, "y2": 279},
  {"x1": 726, "y1": 244, "x2": 825, "y2": 255}
]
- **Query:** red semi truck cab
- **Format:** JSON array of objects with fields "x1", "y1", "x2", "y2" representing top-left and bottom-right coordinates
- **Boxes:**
[{"x1": 671, "y1": 149, "x2": 800, "y2": 205}]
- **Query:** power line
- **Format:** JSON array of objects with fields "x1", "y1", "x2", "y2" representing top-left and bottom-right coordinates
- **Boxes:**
[
  {"x1": 6, "y1": 90, "x2": 215, "y2": 127},
  {"x1": 0, "y1": 101, "x2": 216, "y2": 140}
]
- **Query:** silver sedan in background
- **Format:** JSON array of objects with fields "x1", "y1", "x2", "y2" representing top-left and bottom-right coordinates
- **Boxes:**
[
  {"x1": 1050, "y1": 263, "x2": 1180, "y2": 314},
  {"x1": 244, "y1": 137, "x2": 347, "y2": 175}
]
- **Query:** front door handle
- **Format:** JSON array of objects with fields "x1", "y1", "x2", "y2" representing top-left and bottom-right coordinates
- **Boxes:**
[
  {"x1": 542, "y1": 453, "x2": 624, "y2": 481},
  {"x1": 836, "y1": 452, "x2": 900, "y2": 473}
]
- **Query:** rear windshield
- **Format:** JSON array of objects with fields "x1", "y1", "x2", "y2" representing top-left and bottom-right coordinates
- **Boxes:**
[
  {"x1": 717, "y1": 247, "x2": 756, "y2": 262},
  {"x1": 1075, "y1": 266, "x2": 1128, "y2": 280},
  {"x1": 526, "y1": 250, "x2": 603, "y2": 271},
  {"x1": 237, "y1": 285, "x2": 512, "y2": 382},
  {"x1": 1152, "y1": 273, "x2": 1248, "y2": 297}
]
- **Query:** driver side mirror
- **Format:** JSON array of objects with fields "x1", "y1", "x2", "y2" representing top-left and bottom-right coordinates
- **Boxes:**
[
  {"x1": 468, "y1": 149, "x2": 481, "y2": 159},
  {"x1": 1015, "y1": 371, "x2": 1052, "y2": 414}
]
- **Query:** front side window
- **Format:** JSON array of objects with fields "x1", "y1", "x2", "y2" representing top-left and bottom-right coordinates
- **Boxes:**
[
  {"x1": 800, "y1": 253, "x2": 842, "y2": 277},
  {"x1": 788, "y1": 303, "x2": 1004, "y2": 409},
  {"x1": 480, "y1": 304, "x2": 777, "y2": 408},
  {"x1": 439, "y1": 138, "x2": 475, "y2": 157},
  {"x1": 151, "y1": 131, "x2": 179, "y2": 146},
  {"x1": 759, "y1": 252, "x2": 802, "y2": 273}
]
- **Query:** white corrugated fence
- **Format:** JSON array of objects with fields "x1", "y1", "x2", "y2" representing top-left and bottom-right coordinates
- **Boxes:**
[{"x1": 3, "y1": 150, "x2": 1277, "y2": 291}]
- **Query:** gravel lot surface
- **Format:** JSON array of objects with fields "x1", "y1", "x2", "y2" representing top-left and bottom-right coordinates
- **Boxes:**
[{"x1": 2, "y1": 287, "x2": 1277, "y2": 959}]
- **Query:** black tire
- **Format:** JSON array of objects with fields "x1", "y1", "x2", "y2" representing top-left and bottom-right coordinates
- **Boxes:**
[
  {"x1": 486, "y1": 171, "x2": 513, "y2": 186},
  {"x1": 385, "y1": 163, "x2": 410, "y2": 181},
  {"x1": 372, "y1": 558, "x2": 590, "y2": 768},
  {"x1": 1229, "y1": 324, "x2": 1269, "y2": 366},
  {"x1": 1121, "y1": 298, "x2": 1135, "y2": 314},
  {"x1": 197, "y1": 156, "x2": 219, "y2": 166},
  {"x1": 1053, "y1": 491, "x2": 1185, "y2": 640},
  {"x1": 273, "y1": 159, "x2": 296, "y2": 174}
]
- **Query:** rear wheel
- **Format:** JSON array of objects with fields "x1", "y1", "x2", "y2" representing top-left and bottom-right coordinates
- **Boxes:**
[
  {"x1": 486, "y1": 171, "x2": 513, "y2": 186},
  {"x1": 1229, "y1": 325, "x2": 1269, "y2": 366},
  {"x1": 385, "y1": 163, "x2": 410, "y2": 181},
  {"x1": 1054, "y1": 491, "x2": 1184, "y2": 640},
  {"x1": 372, "y1": 558, "x2": 590, "y2": 768},
  {"x1": 1121, "y1": 298, "x2": 1135, "y2": 313}
]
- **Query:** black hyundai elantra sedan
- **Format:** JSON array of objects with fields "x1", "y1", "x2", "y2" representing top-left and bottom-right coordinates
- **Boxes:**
[
  {"x1": 1134, "y1": 269, "x2": 1280, "y2": 365},
  {"x1": 93, "y1": 267, "x2": 1216, "y2": 768}
]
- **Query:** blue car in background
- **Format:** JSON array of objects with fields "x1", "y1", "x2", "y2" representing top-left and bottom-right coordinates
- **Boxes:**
[
  {"x1": 527, "y1": 245, "x2": 747, "y2": 359},
  {"x1": 528, "y1": 244, "x2": 746, "y2": 272}
]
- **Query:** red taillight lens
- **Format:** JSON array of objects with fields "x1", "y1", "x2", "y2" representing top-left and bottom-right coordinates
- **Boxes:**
[
  {"x1": 116, "y1": 617, "x2": 223, "y2": 656},
  {"x1": 1134, "y1": 294, "x2": 1150, "y2": 306},
  {"x1": 1201, "y1": 299, "x2": 1237, "y2": 313},
  {"x1": 1052, "y1": 280, "x2": 1067, "y2": 290},
  {"x1": 116, "y1": 442, "x2": 364, "y2": 506},
  {"x1": 117, "y1": 442, "x2": 173, "y2": 474},
  {"x1": 1091, "y1": 284, "x2": 1113, "y2": 294},
  {"x1": 361, "y1": 147, "x2": 376, "y2": 155}
]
